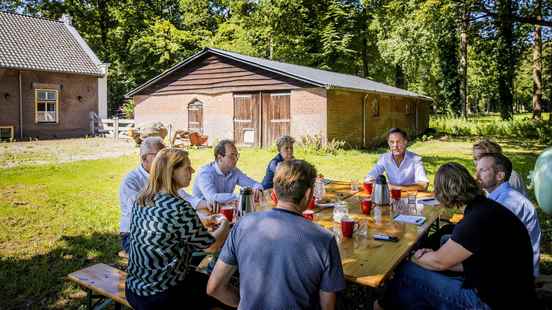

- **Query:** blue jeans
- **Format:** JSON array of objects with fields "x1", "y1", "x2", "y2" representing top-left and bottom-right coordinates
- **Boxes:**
[{"x1": 381, "y1": 261, "x2": 490, "y2": 310}]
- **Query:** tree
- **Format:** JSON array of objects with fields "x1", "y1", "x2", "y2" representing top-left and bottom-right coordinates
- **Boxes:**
[{"x1": 532, "y1": 0, "x2": 543, "y2": 119}]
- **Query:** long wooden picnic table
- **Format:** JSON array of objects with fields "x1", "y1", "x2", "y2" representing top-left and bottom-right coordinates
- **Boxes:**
[{"x1": 265, "y1": 180, "x2": 442, "y2": 288}]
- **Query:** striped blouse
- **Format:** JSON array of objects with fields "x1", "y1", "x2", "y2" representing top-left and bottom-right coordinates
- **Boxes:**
[{"x1": 126, "y1": 192, "x2": 215, "y2": 296}]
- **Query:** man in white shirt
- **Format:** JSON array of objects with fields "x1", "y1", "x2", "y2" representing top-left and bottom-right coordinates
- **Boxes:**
[
  {"x1": 119, "y1": 137, "x2": 208, "y2": 253},
  {"x1": 366, "y1": 128, "x2": 429, "y2": 191}
]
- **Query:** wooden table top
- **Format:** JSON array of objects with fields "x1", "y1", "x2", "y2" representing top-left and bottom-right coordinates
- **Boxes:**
[{"x1": 314, "y1": 193, "x2": 441, "y2": 287}]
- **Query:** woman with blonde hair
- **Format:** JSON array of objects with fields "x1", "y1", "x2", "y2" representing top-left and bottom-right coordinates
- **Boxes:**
[{"x1": 125, "y1": 148, "x2": 230, "y2": 310}]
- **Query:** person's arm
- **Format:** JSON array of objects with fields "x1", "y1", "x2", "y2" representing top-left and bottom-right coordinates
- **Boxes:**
[
  {"x1": 119, "y1": 176, "x2": 142, "y2": 231},
  {"x1": 206, "y1": 260, "x2": 240, "y2": 307},
  {"x1": 204, "y1": 217, "x2": 230, "y2": 253},
  {"x1": 389, "y1": 183, "x2": 428, "y2": 191},
  {"x1": 412, "y1": 239, "x2": 472, "y2": 271},
  {"x1": 413, "y1": 156, "x2": 429, "y2": 190},
  {"x1": 236, "y1": 168, "x2": 263, "y2": 190},
  {"x1": 320, "y1": 291, "x2": 336, "y2": 310},
  {"x1": 365, "y1": 155, "x2": 386, "y2": 181},
  {"x1": 197, "y1": 170, "x2": 239, "y2": 203}
]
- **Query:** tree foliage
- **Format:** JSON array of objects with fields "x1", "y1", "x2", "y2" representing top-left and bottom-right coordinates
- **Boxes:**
[{"x1": 3, "y1": 0, "x2": 550, "y2": 119}]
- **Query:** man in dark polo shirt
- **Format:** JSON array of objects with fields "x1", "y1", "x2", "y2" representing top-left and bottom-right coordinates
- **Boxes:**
[
  {"x1": 377, "y1": 162, "x2": 538, "y2": 310},
  {"x1": 207, "y1": 160, "x2": 346, "y2": 310}
]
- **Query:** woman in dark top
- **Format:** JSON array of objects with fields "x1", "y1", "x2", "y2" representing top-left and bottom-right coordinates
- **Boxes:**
[
  {"x1": 125, "y1": 148, "x2": 230, "y2": 310},
  {"x1": 376, "y1": 162, "x2": 539, "y2": 310},
  {"x1": 261, "y1": 135, "x2": 295, "y2": 189}
]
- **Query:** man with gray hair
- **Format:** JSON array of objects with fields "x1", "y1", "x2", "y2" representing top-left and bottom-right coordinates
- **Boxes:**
[{"x1": 119, "y1": 136, "x2": 207, "y2": 253}]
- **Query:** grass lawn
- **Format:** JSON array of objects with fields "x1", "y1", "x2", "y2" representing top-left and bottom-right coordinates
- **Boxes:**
[{"x1": 0, "y1": 136, "x2": 549, "y2": 309}]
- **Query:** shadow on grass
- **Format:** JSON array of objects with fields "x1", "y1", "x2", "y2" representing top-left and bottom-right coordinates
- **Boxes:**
[{"x1": 0, "y1": 232, "x2": 122, "y2": 309}]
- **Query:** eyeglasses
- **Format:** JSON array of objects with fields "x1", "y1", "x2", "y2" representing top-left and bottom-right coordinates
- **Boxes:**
[{"x1": 226, "y1": 152, "x2": 240, "y2": 159}]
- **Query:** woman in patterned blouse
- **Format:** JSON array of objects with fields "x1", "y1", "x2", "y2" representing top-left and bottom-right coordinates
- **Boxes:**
[{"x1": 125, "y1": 148, "x2": 231, "y2": 310}]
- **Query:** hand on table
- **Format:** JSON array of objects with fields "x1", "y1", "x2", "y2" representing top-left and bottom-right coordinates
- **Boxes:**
[{"x1": 413, "y1": 248, "x2": 433, "y2": 260}]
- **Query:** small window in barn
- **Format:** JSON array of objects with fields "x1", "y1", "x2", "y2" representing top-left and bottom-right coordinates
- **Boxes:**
[
  {"x1": 405, "y1": 101, "x2": 413, "y2": 115},
  {"x1": 0, "y1": 126, "x2": 14, "y2": 141},
  {"x1": 371, "y1": 98, "x2": 380, "y2": 117},
  {"x1": 188, "y1": 100, "x2": 203, "y2": 133},
  {"x1": 35, "y1": 89, "x2": 59, "y2": 123}
]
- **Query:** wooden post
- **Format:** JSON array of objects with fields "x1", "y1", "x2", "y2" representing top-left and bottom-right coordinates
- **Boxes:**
[
  {"x1": 168, "y1": 124, "x2": 173, "y2": 147},
  {"x1": 114, "y1": 117, "x2": 119, "y2": 140}
]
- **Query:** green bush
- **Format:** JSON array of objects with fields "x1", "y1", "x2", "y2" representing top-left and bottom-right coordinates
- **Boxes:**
[
  {"x1": 430, "y1": 115, "x2": 552, "y2": 144},
  {"x1": 297, "y1": 134, "x2": 346, "y2": 155}
]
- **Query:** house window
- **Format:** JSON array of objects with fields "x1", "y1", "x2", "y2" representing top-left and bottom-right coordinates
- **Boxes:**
[
  {"x1": 371, "y1": 98, "x2": 380, "y2": 117},
  {"x1": 35, "y1": 89, "x2": 59, "y2": 123},
  {"x1": 0, "y1": 126, "x2": 14, "y2": 141}
]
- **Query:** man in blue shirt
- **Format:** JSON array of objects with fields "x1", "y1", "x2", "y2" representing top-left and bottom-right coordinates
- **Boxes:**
[
  {"x1": 476, "y1": 152, "x2": 541, "y2": 276},
  {"x1": 207, "y1": 160, "x2": 346, "y2": 309},
  {"x1": 192, "y1": 140, "x2": 263, "y2": 204}
]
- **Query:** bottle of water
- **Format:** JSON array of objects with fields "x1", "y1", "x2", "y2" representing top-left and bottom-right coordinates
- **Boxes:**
[
  {"x1": 314, "y1": 178, "x2": 326, "y2": 201},
  {"x1": 374, "y1": 206, "x2": 382, "y2": 225}
]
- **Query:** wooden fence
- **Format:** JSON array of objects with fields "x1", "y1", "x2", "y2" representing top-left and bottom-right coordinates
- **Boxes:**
[{"x1": 89, "y1": 112, "x2": 134, "y2": 140}]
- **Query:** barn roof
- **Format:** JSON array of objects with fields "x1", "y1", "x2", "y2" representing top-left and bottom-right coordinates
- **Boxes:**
[
  {"x1": 126, "y1": 47, "x2": 432, "y2": 100},
  {"x1": 0, "y1": 11, "x2": 104, "y2": 76}
]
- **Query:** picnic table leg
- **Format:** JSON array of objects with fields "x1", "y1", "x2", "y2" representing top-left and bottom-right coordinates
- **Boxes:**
[{"x1": 86, "y1": 288, "x2": 93, "y2": 309}]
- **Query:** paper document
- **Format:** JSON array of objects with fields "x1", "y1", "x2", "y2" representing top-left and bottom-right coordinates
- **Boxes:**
[
  {"x1": 418, "y1": 198, "x2": 440, "y2": 206},
  {"x1": 394, "y1": 214, "x2": 426, "y2": 225}
]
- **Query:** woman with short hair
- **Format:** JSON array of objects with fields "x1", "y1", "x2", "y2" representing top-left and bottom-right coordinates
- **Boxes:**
[
  {"x1": 261, "y1": 135, "x2": 295, "y2": 189},
  {"x1": 125, "y1": 148, "x2": 230, "y2": 310}
]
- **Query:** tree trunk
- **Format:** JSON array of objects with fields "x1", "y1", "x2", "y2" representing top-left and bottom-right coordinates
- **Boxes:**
[
  {"x1": 495, "y1": 0, "x2": 515, "y2": 120},
  {"x1": 362, "y1": 36, "x2": 369, "y2": 78},
  {"x1": 395, "y1": 64, "x2": 406, "y2": 89},
  {"x1": 459, "y1": 1, "x2": 470, "y2": 117},
  {"x1": 532, "y1": 0, "x2": 543, "y2": 120}
]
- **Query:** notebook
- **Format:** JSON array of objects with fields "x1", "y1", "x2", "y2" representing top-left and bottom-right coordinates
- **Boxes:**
[{"x1": 393, "y1": 214, "x2": 426, "y2": 225}]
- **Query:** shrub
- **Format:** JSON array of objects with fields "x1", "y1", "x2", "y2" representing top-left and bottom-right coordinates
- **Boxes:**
[{"x1": 297, "y1": 134, "x2": 346, "y2": 155}]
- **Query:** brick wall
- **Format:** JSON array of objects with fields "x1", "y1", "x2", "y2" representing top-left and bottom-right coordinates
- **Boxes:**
[
  {"x1": 290, "y1": 88, "x2": 327, "y2": 143},
  {"x1": 0, "y1": 69, "x2": 98, "y2": 139},
  {"x1": 328, "y1": 90, "x2": 430, "y2": 148}
]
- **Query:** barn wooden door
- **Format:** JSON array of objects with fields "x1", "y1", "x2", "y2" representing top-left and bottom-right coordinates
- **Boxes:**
[
  {"x1": 233, "y1": 93, "x2": 260, "y2": 146},
  {"x1": 188, "y1": 101, "x2": 203, "y2": 133},
  {"x1": 262, "y1": 92, "x2": 290, "y2": 147}
]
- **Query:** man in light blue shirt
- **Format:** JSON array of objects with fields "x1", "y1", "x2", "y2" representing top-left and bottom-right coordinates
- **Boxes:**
[
  {"x1": 366, "y1": 128, "x2": 429, "y2": 191},
  {"x1": 476, "y1": 152, "x2": 541, "y2": 276},
  {"x1": 193, "y1": 140, "x2": 263, "y2": 203}
]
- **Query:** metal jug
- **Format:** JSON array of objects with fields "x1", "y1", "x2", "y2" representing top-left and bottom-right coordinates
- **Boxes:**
[
  {"x1": 239, "y1": 187, "x2": 255, "y2": 216},
  {"x1": 371, "y1": 175, "x2": 390, "y2": 207}
]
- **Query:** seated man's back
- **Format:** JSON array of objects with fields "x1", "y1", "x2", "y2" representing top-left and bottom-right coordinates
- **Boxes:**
[{"x1": 219, "y1": 208, "x2": 345, "y2": 309}]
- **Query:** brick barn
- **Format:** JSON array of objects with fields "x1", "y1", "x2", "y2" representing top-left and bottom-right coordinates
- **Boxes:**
[
  {"x1": 0, "y1": 12, "x2": 108, "y2": 140},
  {"x1": 126, "y1": 48, "x2": 431, "y2": 148}
]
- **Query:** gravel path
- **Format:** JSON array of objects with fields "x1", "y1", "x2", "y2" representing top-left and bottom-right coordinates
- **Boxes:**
[{"x1": 0, "y1": 137, "x2": 138, "y2": 168}]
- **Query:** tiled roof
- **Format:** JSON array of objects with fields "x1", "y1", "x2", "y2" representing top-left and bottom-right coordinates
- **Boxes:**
[
  {"x1": 126, "y1": 47, "x2": 431, "y2": 100},
  {"x1": 0, "y1": 11, "x2": 103, "y2": 76}
]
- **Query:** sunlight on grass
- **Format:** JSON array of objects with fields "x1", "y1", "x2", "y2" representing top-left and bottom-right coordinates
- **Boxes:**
[{"x1": 0, "y1": 136, "x2": 547, "y2": 308}]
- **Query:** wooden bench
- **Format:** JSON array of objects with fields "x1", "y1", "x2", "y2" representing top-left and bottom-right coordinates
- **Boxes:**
[{"x1": 67, "y1": 263, "x2": 132, "y2": 309}]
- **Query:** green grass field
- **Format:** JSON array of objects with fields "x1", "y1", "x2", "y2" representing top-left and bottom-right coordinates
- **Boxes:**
[{"x1": 0, "y1": 135, "x2": 548, "y2": 308}]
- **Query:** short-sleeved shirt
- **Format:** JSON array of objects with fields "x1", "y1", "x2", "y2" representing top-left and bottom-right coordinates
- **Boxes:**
[
  {"x1": 489, "y1": 182, "x2": 541, "y2": 276},
  {"x1": 451, "y1": 195, "x2": 537, "y2": 309},
  {"x1": 261, "y1": 153, "x2": 284, "y2": 189},
  {"x1": 126, "y1": 192, "x2": 215, "y2": 296},
  {"x1": 365, "y1": 151, "x2": 429, "y2": 186},
  {"x1": 219, "y1": 208, "x2": 346, "y2": 310},
  {"x1": 192, "y1": 161, "x2": 263, "y2": 203}
]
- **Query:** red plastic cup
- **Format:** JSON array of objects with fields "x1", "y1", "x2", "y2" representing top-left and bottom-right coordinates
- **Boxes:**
[
  {"x1": 303, "y1": 210, "x2": 315, "y2": 221},
  {"x1": 341, "y1": 219, "x2": 358, "y2": 238},
  {"x1": 363, "y1": 182, "x2": 373, "y2": 194},
  {"x1": 220, "y1": 206, "x2": 234, "y2": 222},
  {"x1": 391, "y1": 189, "x2": 402, "y2": 200},
  {"x1": 307, "y1": 196, "x2": 316, "y2": 209},
  {"x1": 361, "y1": 199, "x2": 372, "y2": 215},
  {"x1": 271, "y1": 191, "x2": 278, "y2": 205}
]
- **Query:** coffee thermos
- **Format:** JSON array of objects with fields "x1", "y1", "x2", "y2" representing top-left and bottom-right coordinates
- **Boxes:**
[
  {"x1": 239, "y1": 187, "x2": 255, "y2": 216},
  {"x1": 371, "y1": 175, "x2": 390, "y2": 207}
]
